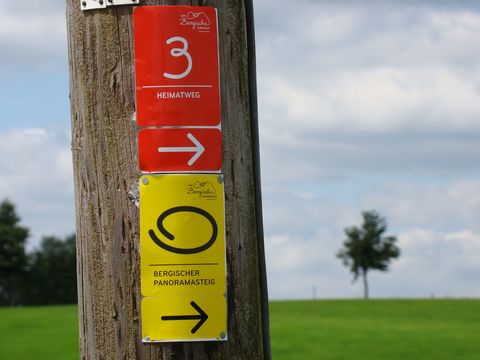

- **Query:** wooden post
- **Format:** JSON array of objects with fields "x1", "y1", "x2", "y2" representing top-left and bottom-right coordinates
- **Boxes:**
[{"x1": 66, "y1": 0, "x2": 270, "y2": 359}]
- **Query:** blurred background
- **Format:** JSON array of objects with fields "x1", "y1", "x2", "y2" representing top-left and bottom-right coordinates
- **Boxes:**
[{"x1": 1, "y1": 0, "x2": 479, "y2": 300}]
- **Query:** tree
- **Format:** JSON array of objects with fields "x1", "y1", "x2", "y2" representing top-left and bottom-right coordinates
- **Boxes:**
[
  {"x1": 337, "y1": 210, "x2": 400, "y2": 299},
  {"x1": 0, "y1": 199, "x2": 29, "y2": 306},
  {"x1": 23, "y1": 234, "x2": 77, "y2": 305}
]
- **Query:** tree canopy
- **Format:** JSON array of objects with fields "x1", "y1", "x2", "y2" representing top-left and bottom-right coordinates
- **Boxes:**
[
  {"x1": 0, "y1": 200, "x2": 29, "y2": 306},
  {"x1": 337, "y1": 210, "x2": 400, "y2": 299},
  {"x1": 22, "y1": 234, "x2": 77, "y2": 305},
  {"x1": 0, "y1": 199, "x2": 77, "y2": 306}
]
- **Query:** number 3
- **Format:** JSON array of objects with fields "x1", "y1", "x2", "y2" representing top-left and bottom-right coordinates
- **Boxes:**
[{"x1": 163, "y1": 36, "x2": 193, "y2": 80}]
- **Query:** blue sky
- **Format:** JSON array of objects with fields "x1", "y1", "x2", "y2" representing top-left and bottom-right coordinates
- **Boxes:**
[
  {"x1": 1, "y1": 0, "x2": 479, "y2": 299},
  {"x1": 0, "y1": 71, "x2": 69, "y2": 130}
]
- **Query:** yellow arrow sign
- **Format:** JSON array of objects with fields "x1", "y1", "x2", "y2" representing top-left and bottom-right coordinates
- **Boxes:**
[
  {"x1": 142, "y1": 295, "x2": 227, "y2": 342},
  {"x1": 140, "y1": 174, "x2": 227, "y2": 341}
]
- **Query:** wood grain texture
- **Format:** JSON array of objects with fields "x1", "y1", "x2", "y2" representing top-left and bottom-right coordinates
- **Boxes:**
[{"x1": 66, "y1": 0, "x2": 270, "y2": 358}]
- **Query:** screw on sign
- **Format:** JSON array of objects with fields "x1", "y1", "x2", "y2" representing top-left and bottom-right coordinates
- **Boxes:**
[
  {"x1": 139, "y1": 174, "x2": 227, "y2": 342},
  {"x1": 142, "y1": 296, "x2": 227, "y2": 342},
  {"x1": 138, "y1": 128, "x2": 222, "y2": 173},
  {"x1": 134, "y1": 6, "x2": 221, "y2": 127}
]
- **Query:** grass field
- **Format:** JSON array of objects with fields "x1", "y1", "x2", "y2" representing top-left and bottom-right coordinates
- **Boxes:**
[
  {"x1": 270, "y1": 299, "x2": 480, "y2": 360},
  {"x1": 0, "y1": 300, "x2": 478, "y2": 359},
  {"x1": 0, "y1": 305, "x2": 79, "y2": 359}
]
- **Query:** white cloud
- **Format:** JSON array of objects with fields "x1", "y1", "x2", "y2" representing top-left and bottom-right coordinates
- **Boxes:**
[
  {"x1": 257, "y1": 18, "x2": 480, "y2": 292},
  {"x1": 257, "y1": 2, "x2": 480, "y2": 188},
  {"x1": 0, "y1": 0, "x2": 66, "y2": 71},
  {"x1": 384, "y1": 227, "x2": 480, "y2": 297},
  {"x1": 0, "y1": 127, "x2": 74, "y2": 249},
  {"x1": 362, "y1": 180, "x2": 480, "y2": 232},
  {"x1": 265, "y1": 233, "x2": 359, "y2": 299},
  {"x1": 257, "y1": 2, "x2": 480, "y2": 136},
  {"x1": 264, "y1": 180, "x2": 480, "y2": 299}
]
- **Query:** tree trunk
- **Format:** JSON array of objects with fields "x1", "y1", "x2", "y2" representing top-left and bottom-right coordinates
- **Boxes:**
[
  {"x1": 66, "y1": 0, "x2": 270, "y2": 359},
  {"x1": 362, "y1": 270, "x2": 369, "y2": 300}
]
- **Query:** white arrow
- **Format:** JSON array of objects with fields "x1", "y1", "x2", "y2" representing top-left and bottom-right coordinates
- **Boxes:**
[{"x1": 158, "y1": 133, "x2": 205, "y2": 166}]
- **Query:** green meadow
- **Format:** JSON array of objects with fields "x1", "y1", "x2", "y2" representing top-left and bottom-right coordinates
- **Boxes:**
[
  {"x1": 0, "y1": 305, "x2": 79, "y2": 359},
  {"x1": 270, "y1": 299, "x2": 480, "y2": 360},
  {"x1": 0, "y1": 300, "x2": 479, "y2": 359}
]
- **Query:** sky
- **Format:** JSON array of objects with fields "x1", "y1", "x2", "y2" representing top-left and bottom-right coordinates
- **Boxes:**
[{"x1": 1, "y1": 0, "x2": 479, "y2": 299}]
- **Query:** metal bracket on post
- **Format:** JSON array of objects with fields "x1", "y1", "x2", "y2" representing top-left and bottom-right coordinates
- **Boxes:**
[{"x1": 81, "y1": 0, "x2": 139, "y2": 11}]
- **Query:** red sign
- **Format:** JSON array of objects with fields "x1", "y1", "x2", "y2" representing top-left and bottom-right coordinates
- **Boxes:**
[
  {"x1": 134, "y1": 6, "x2": 220, "y2": 127},
  {"x1": 138, "y1": 128, "x2": 222, "y2": 173}
]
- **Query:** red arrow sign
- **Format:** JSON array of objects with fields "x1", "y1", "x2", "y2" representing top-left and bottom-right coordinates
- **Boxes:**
[
  {"x1": 138, "y1": 128, "x2": 222, "y2": 173},
  {"x1": 133, "y1": 6, "x2": 220, "y2": 127}
]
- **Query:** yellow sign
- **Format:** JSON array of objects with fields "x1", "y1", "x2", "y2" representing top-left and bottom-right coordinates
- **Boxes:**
[
  {"x1": 140, "y1": 174, "x2": 227, "y2": 341},
  {"x1": 142, "y1": 295, "x2": 227, "y2": 342}
]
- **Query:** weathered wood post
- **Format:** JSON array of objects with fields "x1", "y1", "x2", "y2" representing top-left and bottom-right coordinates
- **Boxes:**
[{"x1": 66, "y1": 0, "x2": 270, "y2": 358}]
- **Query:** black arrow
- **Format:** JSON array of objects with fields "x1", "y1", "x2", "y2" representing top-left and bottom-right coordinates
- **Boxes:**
[{"x1": 161, "y1": 301, "x2": 208, "y2": 334}]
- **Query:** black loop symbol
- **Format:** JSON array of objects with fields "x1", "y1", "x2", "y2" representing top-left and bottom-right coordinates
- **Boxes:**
[{"x1": 148, "y1": 206, "x2": 218, "y2": 254}]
